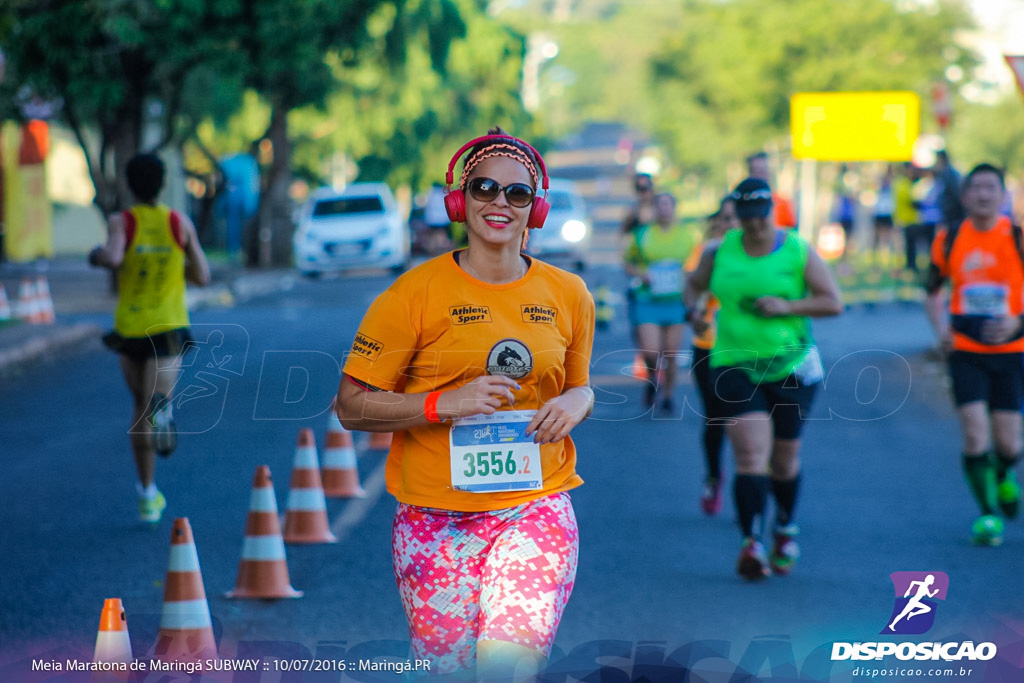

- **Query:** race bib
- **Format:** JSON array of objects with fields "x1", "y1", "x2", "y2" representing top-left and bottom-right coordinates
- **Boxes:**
[
  {"x1": 648, "y1": 260, "x2": 684, "y2": 297},
  {"x1": 960, "y1": 283, "x2": 1009, "y2": 317},
  {"x1": 792, "y1": 345, "x2": 824, "y2": 385},
  {"x1": 449, "y1": 410, "x2": 543, "y2": 493}
]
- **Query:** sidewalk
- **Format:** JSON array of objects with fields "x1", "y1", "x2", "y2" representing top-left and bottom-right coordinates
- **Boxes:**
[{"x1": 0, "y1": 257, "x2": 296, "y2": 378}]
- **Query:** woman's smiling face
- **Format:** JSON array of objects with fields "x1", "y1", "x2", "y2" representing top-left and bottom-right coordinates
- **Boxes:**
[{"x1": 464, "y1": 156, "x2": 535, "y2": 248}]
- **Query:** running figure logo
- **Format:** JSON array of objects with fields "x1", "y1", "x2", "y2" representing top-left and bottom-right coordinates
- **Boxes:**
[{"x1": 881, "y1": 571, "x2": 949, "y2": 635}]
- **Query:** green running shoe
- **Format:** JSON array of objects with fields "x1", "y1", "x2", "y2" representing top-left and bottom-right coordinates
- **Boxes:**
[
  {"x1": 139, "y1": 490, "x2": 167, "y2": 524},
  {"x1": 770, "y1": 524, "x2": 801, "y2": 575},
  {"x1": 997, "y1": 471, "x2": 1020, "y2": 519},
  {"x1": 970, "y1": 515, "x2": 1004, "y2": 547}
]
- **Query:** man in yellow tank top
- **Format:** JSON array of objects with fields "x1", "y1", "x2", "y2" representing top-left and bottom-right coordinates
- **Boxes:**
[{"x1": 89, "y1": 153, "x2": 210, "y2": 523}]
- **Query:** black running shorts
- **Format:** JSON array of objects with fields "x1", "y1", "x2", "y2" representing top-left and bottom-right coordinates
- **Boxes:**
[
  {"x1": 712, "y1": 365, "x2": 818, "y2": 440},
  {"x1": 103, "y1": 327, "x2": 194, "y2": 362},
  {"x1": 948, "y1": 350, "x2": 1024, "y2": 411}
]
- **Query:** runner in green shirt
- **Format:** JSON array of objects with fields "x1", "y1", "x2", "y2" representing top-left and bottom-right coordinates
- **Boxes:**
[
  {"x1": 624, "y1": 192, "x2": 700, "y2": 413},
  {"x1": 685, "y1": 177, "x2": 842, "y2": 581}
]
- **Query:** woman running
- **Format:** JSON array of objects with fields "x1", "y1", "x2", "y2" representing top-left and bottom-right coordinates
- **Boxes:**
[
  {"x1": 685, "y1": 177, "x2": 842, "y2": 580},
  {"x1": 623, "y1": 192, "x2": 698, "y2": 413},
  {"x1": 336, "y1": 130, "x2": 595, "y2": 678}
]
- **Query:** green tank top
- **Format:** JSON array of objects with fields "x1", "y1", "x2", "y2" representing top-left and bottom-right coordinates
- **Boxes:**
[
  {"x1": 709, "y1": 229, "x2": 812, "y2": 381},
  {"x1": 625, "y1": 223, "x2": 700, "y2": 300},
  {"x1": 114, "y1": 204, "x2": 189, "y2": 337}
]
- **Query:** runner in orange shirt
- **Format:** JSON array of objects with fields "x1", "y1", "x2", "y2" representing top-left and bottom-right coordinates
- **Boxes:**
[
  {"x1": 925, "y1": 163, "x2": 1023, "y2": 546},
  {"x1": 685, "y1": 195, "x2": 738, "y2": 515},
  {"x1": 336, "y1": 130, "x2": 595, "y2": 679}
]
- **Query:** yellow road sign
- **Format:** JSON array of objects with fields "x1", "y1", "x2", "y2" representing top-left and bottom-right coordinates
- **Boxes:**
[{"x1": 790, "y1": 91, "x2": 920, "y2": 161}]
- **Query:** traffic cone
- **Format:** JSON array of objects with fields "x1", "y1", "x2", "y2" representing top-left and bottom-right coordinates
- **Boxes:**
[
  {"x1": 0, "y1": 284, "x2": 12, "y2": 322},
  {"x1": 283, "y1": 428, "x2": 337, "y2": 544},
  {"x1": 93, "y1": 598, "x2": 133, "y2": 678},
  {"x1": 34, "y1": 276, "x2": 55, "y2": 324},
  {"x1": 153, "y1": 518, "x2": 218, "y2": 663},
  {"x1": 322, "y1": 412, "x2": 365, "y2": 498},
  {"x1": 226, "y1": 465, "x2": 303, "y2": 599},
  {"x1": 631, "y1": 352, "x2": 649, "y2": 381},
  {"x1": 16, "y1": 278, "x2": 39, "y2": 323},
  {"x1": 367, "y1": 430, "x2": 393, "y2": 450}
]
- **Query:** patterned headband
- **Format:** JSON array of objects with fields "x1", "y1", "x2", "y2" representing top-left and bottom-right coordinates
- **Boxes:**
[{"x1": 459, "y1": 143, "x2": 541, "y2": 189}]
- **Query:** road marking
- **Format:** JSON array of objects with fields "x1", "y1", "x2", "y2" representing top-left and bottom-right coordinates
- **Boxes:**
[{"x1": 329, "y1": 455, "x2": 389, "y2": 543}]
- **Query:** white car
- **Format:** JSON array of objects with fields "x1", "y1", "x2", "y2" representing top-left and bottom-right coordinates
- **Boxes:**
[
  {"x1": 293, "y1": 183, "x2": 410, "y2": 276},
  {"x1": 525, "y1": 178, "x2": 591, "y2": 271}
]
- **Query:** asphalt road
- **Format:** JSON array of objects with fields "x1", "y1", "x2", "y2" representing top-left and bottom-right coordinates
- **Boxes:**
[{"x1": 2, "y1": 260, "x2": 1023, "y2": 682}]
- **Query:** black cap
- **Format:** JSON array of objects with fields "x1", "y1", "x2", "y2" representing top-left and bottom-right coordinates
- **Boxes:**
[{"x1": 731, "y1": 177, "x2": 773, "y2": 219}]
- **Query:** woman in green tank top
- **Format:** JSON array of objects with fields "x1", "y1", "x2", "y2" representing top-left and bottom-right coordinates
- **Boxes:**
[
  {"x1": 685, "y1": 177, "x2": 842, "y2": 581},
  {"x1": 623, "y1": 192, "x2": 699, "y2": 413}
]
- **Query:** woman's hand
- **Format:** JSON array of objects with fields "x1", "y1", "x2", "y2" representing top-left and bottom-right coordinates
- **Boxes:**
[
  {"x1": 436, "y1": 375, "x2": 520, "y2": 420},
  {"x1": 526, "y1": 387, "x2": 594, "y2": 445},
  {"x1": 687, "y1": 308, "x2": 710, "y2": 336},
  {"x1": 753, "y1": 296, "x2": 793, "y2": 317}
]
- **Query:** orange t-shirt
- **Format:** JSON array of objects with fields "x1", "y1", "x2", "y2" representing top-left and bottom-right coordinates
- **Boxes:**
[
  {"x1": 684, "y1": 240, "x2": 720, "y2": 350},
  {"x1": 931, "y1": 216, "x2": 1024, "y2": 353},
  {"x1": 773, "y1": 193, "x2": 797, "y2": 229},
  {"x1": 343, "y1": 251, "x2": 595, "y2": 511}
]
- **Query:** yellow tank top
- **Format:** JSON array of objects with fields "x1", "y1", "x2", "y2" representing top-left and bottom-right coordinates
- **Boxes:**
[{"x1": 114, "y1": 204, "x2": 189, "y2": 337}]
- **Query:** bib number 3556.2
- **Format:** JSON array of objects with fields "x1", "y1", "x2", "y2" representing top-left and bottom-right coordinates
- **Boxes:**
[{"x1": 449, "y1": 410, "x2": 543, "y2": 493}]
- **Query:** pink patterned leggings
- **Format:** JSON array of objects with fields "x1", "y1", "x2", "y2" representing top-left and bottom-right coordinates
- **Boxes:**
[{"x1": 391, "y1": 492, "x2": 579, "y2": 674}]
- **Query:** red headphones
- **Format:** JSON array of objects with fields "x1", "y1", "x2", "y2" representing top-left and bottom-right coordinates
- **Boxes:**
[{"x1": 444, "y1": 135, "x2": 550, "y2": 229}]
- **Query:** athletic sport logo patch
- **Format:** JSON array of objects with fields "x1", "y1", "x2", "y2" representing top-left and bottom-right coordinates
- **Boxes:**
[
  {"x1": 882, "y1": 571, "x2": 949, "y2": 635},
  {"x1": 449, "y1": 304, "x2": 492, "y2": 325},
  {"x1": 521, "y1": 304, "x2": 557, "y2": 324},
  {"x1": 486, "y1": 338, "x2": 533, "y2": 380},
  {"x1": 351, "y1": 332, "x2": 384, "y2": 361}
]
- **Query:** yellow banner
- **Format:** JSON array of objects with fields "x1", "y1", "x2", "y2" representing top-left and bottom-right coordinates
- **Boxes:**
[
  {"x1": 790, "y1": 92, "x2": 920, "y2": 162},
  {"x1": 3, "y1": 120, "x2": 53, "y2": 261}
]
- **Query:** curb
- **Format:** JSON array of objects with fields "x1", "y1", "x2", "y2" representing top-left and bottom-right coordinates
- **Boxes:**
[
  {"x1": 0, "y1": 322, "x2": 103, "y2": 379},
  {"x1": 0, "y1": 271, "x2": 297, "y2": 378}
]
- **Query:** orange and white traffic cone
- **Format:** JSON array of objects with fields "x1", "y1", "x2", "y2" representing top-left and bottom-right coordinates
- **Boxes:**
[
  {"x1": 93, "y1": 598, "x2": 133, "y2": 679},
  {"x1": 283, "y1": 428, "x2": 338, "y2": 544},
  {"x1": 322, "y1": 412, "x2": 365, "y2": 498},
  {"x1": 0, "y1": 284, "x2": 12, "y2": 322},
  {"x1": 34, "y1": 276, "x2": 55, "y2": 324},
  {"x1": 366, "y1": 430, "x2": 393, "y2": 451},
  {"x1": 226, "y1": 465, "x2": 303, "y2": 599},
  {"x1": 16, "y1": 278, "x2": 39, "y2": 323},
  {"x1": 631, "y1": 352, "x2": 649, "y2": 381},
  {"x1": 152, "y1": 518, "x2": 218, "y2": 663}
]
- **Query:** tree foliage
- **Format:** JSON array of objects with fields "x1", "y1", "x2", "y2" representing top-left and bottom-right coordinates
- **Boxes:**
[
  {"x1": 0, "y1": 0, "x2": 242, "y2": 211},
  {"x1": 646, "y1": 0, "x2": 974, "y2": 182},
  {"x1": 500, "y1": 0, "x2": 980, "y2": 186},
  {"x1": 0, "y1": 0, "x2": 524, "y2": 265}
]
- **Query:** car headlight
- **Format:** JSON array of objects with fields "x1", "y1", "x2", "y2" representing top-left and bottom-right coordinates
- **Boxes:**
[{"x1": 560, "y1": 219, "x2": 587, "y2": 243}]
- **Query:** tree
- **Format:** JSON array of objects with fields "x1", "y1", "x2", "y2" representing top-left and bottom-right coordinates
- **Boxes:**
[
  {"x1": 650, "y1": 0, "x2": 976, "y2": 185},
  {"x1": 494, "y1": 0, "x2": 979, "y2": 189},
  {"x1": 0, "y1": 0, "x2": 242, "y2": 213},
  {"x1": 227, "y1": 0, "x2": 470, "y2": 266},
  {"x1": 0, "y1": 0, "x2": 481, "y2": 266}
]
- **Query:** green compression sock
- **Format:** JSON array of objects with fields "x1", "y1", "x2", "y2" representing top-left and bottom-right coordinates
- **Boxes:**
[{"x1": 963, "y1": 453, "x2": 997, "y2": 516}]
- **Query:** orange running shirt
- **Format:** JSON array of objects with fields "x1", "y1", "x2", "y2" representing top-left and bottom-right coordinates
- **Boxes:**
[
  {"x1": 343, "y1": 251, "x2": 595, "y2": 511},
  {"x1": 931, "y1": 216, "x2": 1024, "y2": 354}
]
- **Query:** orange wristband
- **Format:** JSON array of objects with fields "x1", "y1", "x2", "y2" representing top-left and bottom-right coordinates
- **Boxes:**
[{"x1": 424, "y1": 391, "x2": 444, "y2": 423}]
